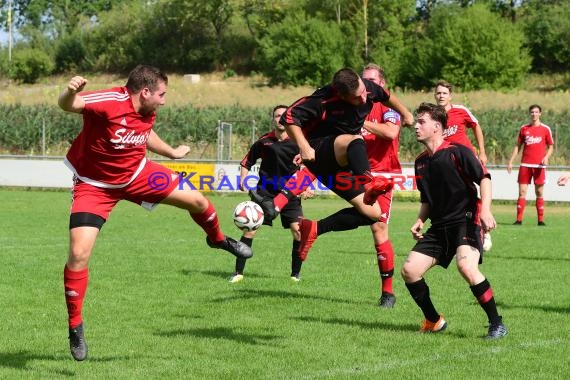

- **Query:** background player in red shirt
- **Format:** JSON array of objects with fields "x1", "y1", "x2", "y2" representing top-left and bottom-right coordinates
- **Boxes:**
[
  {"x1": 360, "y1": 64, "x2": 403, "y2": 308},
  {"x1": 434, "y1": 80, "x2": 493, "y2": 251},
  {"x1": 507, "y1": 104, "x2": 554, "y2": 225},
  {"x1": 230, "y1": 105, "x2": 310, "y2": 283},
  {"x1": 59, "y1": 65, "x2": 252, "y2": 361},
  {"x1": 402, "y1": 102, "x2": 507, "y2": 339}
]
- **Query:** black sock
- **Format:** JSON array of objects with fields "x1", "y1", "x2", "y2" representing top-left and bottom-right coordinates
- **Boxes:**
[
  {"x1": 291, "y1": 240, "x2": 302, "y2": 276},
  {"x1": 235, "y1": 236, "x2": 253, "y2": 273},
  {"x1": 405, "y1": 278, "x2": 440, "y2": 322},
  {"x1": 470, "y1": 279, "x2": 501, "y2": 324},
  {"x1": 317, "y1": 207, "x2": 374, "y2": 236},
  {"x1": 346, "y1": 139, "x2": 370, "y2": 176}
]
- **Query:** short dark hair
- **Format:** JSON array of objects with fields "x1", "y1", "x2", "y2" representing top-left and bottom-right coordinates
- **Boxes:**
[
  {"x1": 272, "y1": 105, "x2": 288, "y2": 115},
  {"x1": 529, "y1": 104, "x2": 542, "y2": 113},
  {"x1": 362, "y1": 63, "x2": 385, "y2": 81},
  {"x1": 125, "y1": 65, "x2": 168, "y2": 93},
  {"x1": 416, "y1": 102, "x2": 447, "y2": 127},
  {"x1": 332, "y1": 68, "x2": 360, "y2": 97},
  {"x1": 434, "y1": 80, "x2": 453, "y2": 93}
]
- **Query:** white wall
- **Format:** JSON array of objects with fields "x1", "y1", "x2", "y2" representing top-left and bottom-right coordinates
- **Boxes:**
[{"x1": 1, "y1": 158, "x2": 569, "y2": 202}]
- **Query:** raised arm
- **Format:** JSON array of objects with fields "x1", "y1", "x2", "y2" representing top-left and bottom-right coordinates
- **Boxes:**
[
  {"x1": 382, "y1": 93, "x2": 414, "y2": 127},
  {"x1": 363, "y1": 120, "x2": 399, "y2": 140},
  {"x1": 58, "y1": 76, "x2": 88, "y2": 113},
  {"x1": 147, "y1": 130, "x2": 190, "y2": 159}
]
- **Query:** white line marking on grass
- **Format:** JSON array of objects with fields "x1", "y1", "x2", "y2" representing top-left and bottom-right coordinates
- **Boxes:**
[{"x1": 295, "y1": 338, "x2": 564, "y2": 379}]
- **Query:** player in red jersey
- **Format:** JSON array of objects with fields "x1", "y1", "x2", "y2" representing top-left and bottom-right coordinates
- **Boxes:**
[
  {"x1": 229, "y1": 105, "x2": 310, "y2": 283},
  {"x1": 507, "y1": 104, "x2": 554, "y2": 226},
  {"x1": 434, "y1": 80, "x2": 493, "y2": 251},
  {"x1": 402, "y1": 102, "x2": 507, "y2": 339},
  {"x1": 360, "y1": 64, "x2": 402, "y2": 308},
  {"x1": 59, "y1": 65, "x2": 252, "y2": 361}
]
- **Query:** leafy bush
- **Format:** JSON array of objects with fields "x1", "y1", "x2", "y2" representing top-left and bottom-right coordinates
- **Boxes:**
[
  {"x1": 10, "y1": 48, "x2": 54, "y2": 84},
  {"x1": 403, "y1": 3, "x2": 531, "y2": 90},
  {"x1": 257, "y1": 13, "x2": 345, "y2": 86},
  {"x1": 55, "y1": 36, "x2": 88, "y2": 73}
]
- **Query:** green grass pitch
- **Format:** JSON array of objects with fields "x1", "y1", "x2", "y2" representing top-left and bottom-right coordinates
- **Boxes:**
[{"x1": 1, "y1": 189, "x2": 568, "y2": 379}]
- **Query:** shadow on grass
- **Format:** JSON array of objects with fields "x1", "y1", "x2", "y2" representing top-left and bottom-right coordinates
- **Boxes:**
[
  {"x1": 292, "y1": 316, "x2": 469, "y2": 338},
  {"x1": 500, "y1": 302, "x2": 570, "y2": 314},
  {"x1": 210, "y1": 288, "x2": 365, "y2": 306},
  {"x1": 488, "y1": 254, "x2": 570, "y2": 262},
  {"x1": 181, "y1": 269, "x2": 272, "y2": 280},
  {"x1": 155, "y1": 327, "x2": 282, "y2": 346},
  {"x1": 0, "y1": 351, "x2": 74, "y2": 376}
]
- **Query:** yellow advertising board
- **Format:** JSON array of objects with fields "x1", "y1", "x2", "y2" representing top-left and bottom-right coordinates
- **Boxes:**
[{"x1": 159, "y1": 162, "x2": 215, "y2": 192}]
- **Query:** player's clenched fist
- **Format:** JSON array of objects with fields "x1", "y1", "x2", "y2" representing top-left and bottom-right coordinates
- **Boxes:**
[{"x1": 68, "y1": 76, "x2": 88, "y2": 93}]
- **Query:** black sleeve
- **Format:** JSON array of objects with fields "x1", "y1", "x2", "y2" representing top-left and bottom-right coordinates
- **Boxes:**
[
  {"x1": 455, "y1": 144, "x2": 490, "y2": 185},
  {"x1": 240, "y1": 139, "x2": 264, "y2": 170},
  {"x1": 280, "y1": 90, "x2": 324, "y2": 128},
  {"x1": 363, "y1": 79, "x2": 390, "y2": 103}
]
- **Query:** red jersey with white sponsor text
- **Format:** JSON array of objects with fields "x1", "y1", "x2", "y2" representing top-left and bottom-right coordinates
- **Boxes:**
[
  {"x1": 361, "y1": 102, "x2": 402, "y2": 173},
  {"x1": 65, "y1": 86, "x2": 155, "y2": 188},
  {"x1": 517, "y1": 123, "x2": 554, "y2": 167},
  {"x1": 443, "y1": 105, "x2": 478, "y2": 152}
]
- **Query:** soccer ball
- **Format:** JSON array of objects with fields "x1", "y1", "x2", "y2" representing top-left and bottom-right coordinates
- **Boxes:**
[{"x1": 233, "y1": 201, "x2": 264, "y2": 231}]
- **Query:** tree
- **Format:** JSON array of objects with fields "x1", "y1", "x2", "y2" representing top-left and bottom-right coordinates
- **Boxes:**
[
  {"x1": 402, "y1": 3, "x2": 530, "y2": 90},
  {"x1": 520, "y1": 0, "x2": 570, "y2": 73},
  {"x1": 257, "y1": 13, "x2": 346, "y2": 86}
]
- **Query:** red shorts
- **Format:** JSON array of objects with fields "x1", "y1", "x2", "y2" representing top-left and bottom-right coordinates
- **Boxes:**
[
  {"x1": 371, "y1": 172, "x2": 395, "y2": 224},
  {"x1": 70, "y1": 160, "x2": 180, "y2": 220},
  {"x1": 518, "y1": 166, "x2": 546, "y2": 185}
]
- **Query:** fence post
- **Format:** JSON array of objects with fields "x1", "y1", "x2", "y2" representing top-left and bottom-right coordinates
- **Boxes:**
[{"x1": 42, "y1": 119, "x2": 46, "y2": 157}]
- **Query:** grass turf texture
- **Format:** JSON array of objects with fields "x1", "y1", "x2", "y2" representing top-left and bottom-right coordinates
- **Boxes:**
[{"x1": 1, "y1": 189, "x2": 568, "y2": 379}]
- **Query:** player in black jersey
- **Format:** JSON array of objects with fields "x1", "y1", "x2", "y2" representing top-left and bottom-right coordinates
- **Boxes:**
[
  {"x1": 229, "y1": 105, "x2": 310, "y2": 283},
  {"x1": 250, "y1": 68, "x2": 413, "y2": 260},
  {"x1": 401, "y1": 102, "x2": 507, "y2": 339}
]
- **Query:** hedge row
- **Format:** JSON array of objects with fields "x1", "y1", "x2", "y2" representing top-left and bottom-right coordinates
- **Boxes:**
[{"x1": 1, "y1": 104, "x2": 568, "y2": 165}]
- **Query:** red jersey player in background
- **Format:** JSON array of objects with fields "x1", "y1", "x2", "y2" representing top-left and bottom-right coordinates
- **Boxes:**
[
  {"x1": 360, "y1": 64, "x2": 402, "y2": 308},
  {"x1": 434, "y1": 80, "x2": 493, "y2": 251},
  {"x1": 59, "y1": 65, "x2": 252, "y2": 361},
  {"x1": 507, "y1": 104, "x2": 554, "y2": 226}
]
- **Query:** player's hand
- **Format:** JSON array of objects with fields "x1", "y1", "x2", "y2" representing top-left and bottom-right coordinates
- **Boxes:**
[
  {"x1": 300, "y1": 147, "x2": 316, "y2": 163},
  {"x1": 171, "y1": 145, "x2": 190, "y2": 159},
  {"x1": 410, "y1": 219, "x2": 424, "y2": 240},
  {"x1": 478, "y1": 152, "x2": 488, "y2": 166},
  {"x1": 480, "y1": 210, "x2": 496, "y2": 232},
  {"x1": 300, "y1": 188, "x2": 314, "y2": 200},
  {"x1": 506, "y1": 163, "x2": 512, "y2": 174},
  {"x1": 293, "y1": 154, "x2": 303, "y2": 166},
  {"x1": 68, "y1": 76, "x2": 88, "y2": 93},
  {"x1": 557, "y1": 175, "x2": 569, "y2": 186},
  {"x1": 401, "y1": 112, "x2": 415, "y2": 127},
  {"x1": 541, "y1": 157, "x2": 549, "y2": 166}
]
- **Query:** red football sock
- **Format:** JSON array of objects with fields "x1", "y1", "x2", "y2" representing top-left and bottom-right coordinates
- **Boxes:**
[
  {"x1": 64, "y1": 266, "x2": 89, "y2": 328},
  {"x1": 516, "y1": 197, "x2": 526, "y2": 222},
  {"x1": 375, "y1": 241, "x2": 395, "y2": 294},
  {"x1": 536, "y1": 197, "x2": 545, "y2": 222},
  {"x1": 190, "y1": 199, "x2": 224, "y2": 243},
  {"x1": 273, "y1": 193, "x2": 289, "y2": 211}
]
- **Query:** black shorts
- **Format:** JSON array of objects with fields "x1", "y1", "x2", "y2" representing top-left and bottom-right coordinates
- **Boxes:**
[
  {"x1": 254, "y1": 188, "x2": 303, "y2": 229},
  {"x1": 304, "y1": 136, "x2": 364, "y2": 202},
  {"x1": 411, "y1": 222, "x2": 483, "y2": 268}
]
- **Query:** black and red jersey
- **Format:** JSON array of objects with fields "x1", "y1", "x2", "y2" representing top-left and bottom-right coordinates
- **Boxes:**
[
  {"x1": 280, "y1": 79, "x2": 391, "y2": 139},
  {"x1": 240, "y1": 131, "x2": 299, "y2": 193},
  {"x1": 414, "y1": 141, "x2": 490, "y2": 227}
]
